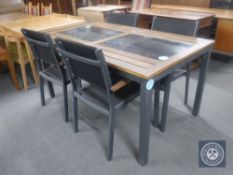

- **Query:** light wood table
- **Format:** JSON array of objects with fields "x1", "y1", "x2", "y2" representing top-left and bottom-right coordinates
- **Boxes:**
[
  {"x1": 0, "y1": 12, "x2": 32, "y2": 39},
  {"x1": 54, "y1": 22, "x2": 214, "y2": 165},
  {"x1": 78, "y1": 5, "x2": 129, "y2": 22},
  {"x1": 1, "y1": 15, "x2": 85, "y2": 36},
  {"x1": 148, "y1": 5, "x2": 233, "y2": 55},
  {"x1": 0, "y1": 15, "x2": 85, "y2": 89}
]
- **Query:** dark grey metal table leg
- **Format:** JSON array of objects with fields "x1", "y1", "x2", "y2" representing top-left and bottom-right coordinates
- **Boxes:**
[
  {"x1": 192, "y1": 52, "x2": 210, "y2": 116},
  {"x1": 138, "y1": 81, "x2": 153, "y2": 166}
]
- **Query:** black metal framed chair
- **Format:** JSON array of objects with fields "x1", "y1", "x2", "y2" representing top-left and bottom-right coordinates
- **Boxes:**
[
  {"x1": 151, "y1": 16, "x2": 199, "y2": 37},
  {"x1": 21, "y1": 28, "x2": 70, "y2": 122},
  {"x1": 106, "y1": 12, "x2": 139, "y2": 27},
  {"x1": 55, "y1": 38, "x2": 140, "y2": 161},
  {"x1": 151, "y1": 16, "x2": 199, "y2": 132}
]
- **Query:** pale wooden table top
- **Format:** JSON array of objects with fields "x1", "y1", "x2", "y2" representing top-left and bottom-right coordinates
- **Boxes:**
[
  {"x1": 1, "y1": 15, "x2": 85, "y2": 36},
  {"x1": 78, "y1": 5, "x2": 129, "y2": 13},
  {"x1": 150, "y1": 5, "x2": 233, "y2": 20},
  {"x1": 53, "y1": 22, "x2": 214, "y2": 79},
  {"x1": 131, "y1": 8, "x2": 214, "y2": 21},
  {"x1": 0, "y1": 12, "x2": 32, "y2": 24}
]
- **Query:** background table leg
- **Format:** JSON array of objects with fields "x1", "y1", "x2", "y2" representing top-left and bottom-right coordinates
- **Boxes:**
[{"x1": 192, "y1": 52, "x2": 210, "y2": 116}]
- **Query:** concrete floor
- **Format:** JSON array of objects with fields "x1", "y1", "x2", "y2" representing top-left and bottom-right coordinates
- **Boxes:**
[{"x1": 0, "y1": 56, "x2": 233, "y2": 175}]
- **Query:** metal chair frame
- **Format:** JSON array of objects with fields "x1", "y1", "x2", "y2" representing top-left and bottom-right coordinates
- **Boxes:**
[
  {"x1": 55, "y1": 38, "x2": 139, "y2": 161},
  {"x1": 22, "y1": 28, "x2": 69, "y2": 122},
  {"x1": 151, "y1": 16, "x2": 200, "y2": 132}
]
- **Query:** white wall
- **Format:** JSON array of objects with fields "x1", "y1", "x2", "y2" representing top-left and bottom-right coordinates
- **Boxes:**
[
  {"x1": 0, "y1": 0, "x2": 22, "y2": 14},
  {"x1": 0, "y1": 0, "x2": 21, "y2": 7}
]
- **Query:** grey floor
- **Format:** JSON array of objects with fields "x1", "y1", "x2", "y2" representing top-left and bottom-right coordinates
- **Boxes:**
[{"x1": 0, "y1": 56, "x2": 233, "y2": 175}]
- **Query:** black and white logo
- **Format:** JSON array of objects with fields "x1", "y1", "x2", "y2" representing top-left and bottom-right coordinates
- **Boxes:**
[{"x1": 199, "y1": 140, "x2": 226, "y2": 167}]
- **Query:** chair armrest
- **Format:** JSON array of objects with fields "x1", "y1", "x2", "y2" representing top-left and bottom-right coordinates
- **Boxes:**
[{"x1": 111, "y1": 79, "x2": 131, "y2": 92}]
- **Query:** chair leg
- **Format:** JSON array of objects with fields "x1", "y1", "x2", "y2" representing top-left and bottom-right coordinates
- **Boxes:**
[
  {"x1": 73, "y1": 95, "x2": 78, "y2": 133},
  {"x1": 152, "y1": 81, "x2": 160, "y2": 127},
  {"x1": 48, "y1": 81, "x2": 55, "y2": 98},
  {"x1": 184, "y1": 63, "x2": 191, "y2": 105},
  {"x1": 20, "y1": 63, "x2": 28, "y2": 91},
  {"x1": 63, "y1": 83, "x2": 69, "y2": 122},
  {"x1": 40, "y1": 77, "x2": 45, "y2": 106},
  {"x1": 25, "y1": 42, "x2": 39, "y2": 86},
  {"x1": 107, "y1": 111, "x2": 115, "y2": 161},
  {"x1": 159, "y1": 78, "x2": 171, "y2": 132},
  {"x1": 7, "y1": 59, "x2": 20, "y2": 90},
  {"x1": 0, "y1": 62, "x2": 2, "y2": 74},
  {"x1": 30, "y1": 59, "x2": 39, "y2": 86}
]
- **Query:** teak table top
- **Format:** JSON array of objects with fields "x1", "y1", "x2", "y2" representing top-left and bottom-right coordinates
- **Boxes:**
[
  {"x1": 131, "y1": 8, "x2": 214, "y2": 21},
  {"x1": 1, "y1": 15, "x2": 85, "y2": 36},
  {"x1": 53, "y1": 22, "x2": 214, "y2": 80}
]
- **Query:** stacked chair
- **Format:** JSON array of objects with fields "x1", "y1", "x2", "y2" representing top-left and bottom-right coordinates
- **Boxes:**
[
  {"x1": 41, "y1": 3, "x2": 53, "y2": 16},
  {"x1": 151, "y1": 16, "x2": 199, "y2": 132},
  {"x1": 22, "y1": 2, "x2": 53, "y2": 16}
]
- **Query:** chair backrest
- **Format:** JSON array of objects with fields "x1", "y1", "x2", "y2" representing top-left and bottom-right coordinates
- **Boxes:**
[
  {"x1": 22, "y1": 2, "x2": 29, "y2": 14},
  {"x1": 106, "y1": 13, "x2": 139, "y2": 27},
  {"x1": 3, "y1": 27, "x2": 26, "y2": 61},
  {"x1": 21, "y1": 28, "x2": 64, "y2": 79},
  {"x1": 151, "y1": 16, "x2": 199, "y2": 37},
  {"x1": 29, "y1": 2, "x2": 40, "y2": 16},
  {"x1": 55, "y1": 38, "x2": 112, "y2": 92},
  {"x1": 41, "y1": 3, "x2": 53, "y2": 16},
  {"x1": 0, "y1": 26, "x2": 6, "y2": 47}
]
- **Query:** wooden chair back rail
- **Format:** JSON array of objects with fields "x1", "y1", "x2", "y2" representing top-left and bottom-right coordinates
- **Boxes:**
[
  {"x1": 22, "y1": 3, "x2": 29, "y2": 14},
  {"x1": 3, "y1": 29, "x2": 26, "y2": 62},
  {"x1": 28, "y1": 2, "x2": 40, "y2": 16}
]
